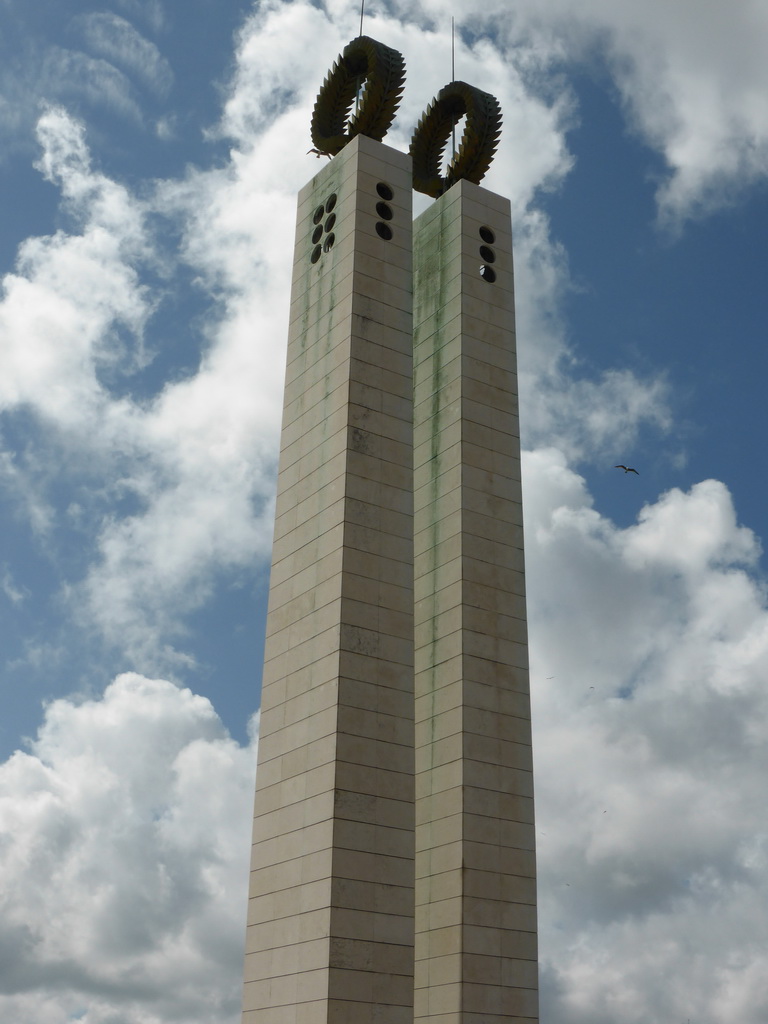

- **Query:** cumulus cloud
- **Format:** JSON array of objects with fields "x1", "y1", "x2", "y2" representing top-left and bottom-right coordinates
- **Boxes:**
[
  {"x1": 0, "y1": 107, "x2": 151, "y2": 486},
  {"x1": 0, "y1": 1, "x2": 676, "y2": 668},
  {"x1": 1, "y1": 2, "x2": 768, "y2": 1021},
  {"x1": 1, "y1": 103, "x2": 282, "y2": 665},
  {"x1": 384, "y1": 0, "x2": 768, "y2": 223},
  {"x1": 525, "y1": 450, "x2": 768, "y2": 1023},
  {"x1": 594, "y1": 0, "x2": 768, "y2": 225},
  {"x1": 4, "y1": 461, "x2": 768, "y2": 1024},
  {"x1": 0, "y1": 674, "x2": 257, "y2": 1024}
]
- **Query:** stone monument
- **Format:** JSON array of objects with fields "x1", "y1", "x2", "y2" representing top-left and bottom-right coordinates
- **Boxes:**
[{"x1": 242, "y1": 36, "x2": 538, "y2": 1024}]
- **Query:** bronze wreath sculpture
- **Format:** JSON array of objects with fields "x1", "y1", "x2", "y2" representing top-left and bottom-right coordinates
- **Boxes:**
[
  {"x1": 310, "y1": 36, "x2": 406, "y2": 156},
  {"x1": 410, "y1": 81, "x2": 502, "y2": 197},
  {"x1": 310, "y1": 38, "x2": 502, "y2": 194}
]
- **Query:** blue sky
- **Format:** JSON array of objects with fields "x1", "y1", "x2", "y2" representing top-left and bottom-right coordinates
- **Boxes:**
[{"x1": 1, "y1": 1, "x2": 768, "y2": 1022}]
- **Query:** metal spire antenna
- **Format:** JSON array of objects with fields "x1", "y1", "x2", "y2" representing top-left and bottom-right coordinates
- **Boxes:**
[
  {"x1": 354, "y1": 0, "x2": 366, "y2": 116},
  {"x1": 451, "y1": 16, "x2": 456, "y2": 158}
]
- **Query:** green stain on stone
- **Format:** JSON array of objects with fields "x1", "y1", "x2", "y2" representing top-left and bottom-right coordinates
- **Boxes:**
[{"x1": 414, "y1": 193, "x2": 458, "y2": 762}]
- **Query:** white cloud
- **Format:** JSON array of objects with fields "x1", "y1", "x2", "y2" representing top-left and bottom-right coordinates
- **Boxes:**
[
  {"x1": 78, "y1": 13, "x2": 173, "y2": 97},
  {"x1": 0, "y1": 108, "x2": 150, "y2": 430},
  {"x1": 0, "y1": 448, "x2": 55, "y2": 538},
  {"x1": 0, "y1": 674, "x2": 257, "y2": 1024},
  {"x1": 387, "y1": 0, "x2": 768, "y2": 221},
  {"x1": 115, "y1": 0, "x2": 166, "y2": 36},
  {"x1": 524, "y1": 449, "x2": 768, "y2": 1023},
  {"x1": 1, "y1": 105, "x2": 282, "y2": 666},
  {"x1": 0, "y1": 5, "x2": 173, "y2": 159},
  {"x1": 41, "y1": 46, "x2": 145, "y2": 124},
  {"x1": 0, "y1": 3, "x2": 677, "y2": 669},
  {"x1": 624, "y1": 478, "x2": 760, "y2": 575},
  {"x1": 596, "y1": 0, "x2": 768, "y2": 225},
  {"x1": 2, "y1": 6, "x2": 768, "y2": 1018},
  {"x1": 4, "y1": 457, "x2": 768, "y2": 1024},
  {"x1": 1, "y1": 564, "x2": 28, "y2": 604}
]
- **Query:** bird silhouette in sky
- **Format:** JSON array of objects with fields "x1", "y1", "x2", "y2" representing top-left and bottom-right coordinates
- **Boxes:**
[{"x1": 615, "y1": 465, "x2": 639, "y2": 474}]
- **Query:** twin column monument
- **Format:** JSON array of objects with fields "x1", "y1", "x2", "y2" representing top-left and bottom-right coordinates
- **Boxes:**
[{"x1": 241, "y1": 36, "x2": 538, "y2": 1024}]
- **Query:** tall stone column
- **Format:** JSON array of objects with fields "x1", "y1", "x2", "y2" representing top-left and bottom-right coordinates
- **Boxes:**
[
  {"x1": 242, "y1": 135, "x2": 414, "y2": 1024},
  {"x1": 412, "y1": 180, "x2": 538, "y2": 1024}
]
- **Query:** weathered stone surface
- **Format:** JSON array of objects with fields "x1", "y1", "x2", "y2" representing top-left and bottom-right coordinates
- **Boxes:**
[
  {"x1": 242, "y1": 135, "x2": 414, "y2": 1024},
  {"x1": 413, "y1": 180, "x2": 538, "y2": 1024}
]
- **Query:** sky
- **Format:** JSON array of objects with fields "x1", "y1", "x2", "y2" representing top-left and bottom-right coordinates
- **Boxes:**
[{"x1": 1, "y1": 0, "x2": 767, "y2": 1021}]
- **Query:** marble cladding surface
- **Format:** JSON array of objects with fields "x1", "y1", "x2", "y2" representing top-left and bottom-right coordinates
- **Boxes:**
[
  {"x1": 413, "y1": 180, "x2": 538, "y2": 1024},
  {"x1": 242, "y1": 155, "x2": 537, "y2": 1024},
  {"x1": 243, "y1": 136, "x2": 415, "y2": 1024}
]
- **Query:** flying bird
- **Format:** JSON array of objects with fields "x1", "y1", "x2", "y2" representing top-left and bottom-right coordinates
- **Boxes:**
[{"x1": 615, "y1": 465, "x2": 639, "y2": 474}]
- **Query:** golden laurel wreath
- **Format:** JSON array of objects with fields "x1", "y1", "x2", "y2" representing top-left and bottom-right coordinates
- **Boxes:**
[
  {"x1": 310, "y1": 36, "x2": 406, "y2": 155},
  {"x1": 310, "y1": 37, "x2": 502, "y2": 195},
  {"x1": 409, "y1": 82, "x2": 502, "y2": 197}
]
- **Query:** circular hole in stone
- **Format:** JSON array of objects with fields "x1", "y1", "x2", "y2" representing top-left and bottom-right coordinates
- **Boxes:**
[
  {"x1": 479, "y1": 225, "x2": 495, "y2": 244},
  {"x1": 324, "y1": 213, "x2": 336, "y2": 233},
  {"x1": 312, "y1": 225, "x2": 323, "y2": 244},
  {"x1": 325, "y1": 193, "x2": 337, "y2": 213},
  {"x1": 323, "y1": 233, "x2": 335, "y2": 252},
  {"x1": 310, "y1": 245, "x2": 322, "y2": 264},
  {"x1": 479, "y1": 264, "x2": 496, "y2": 283},
  {"x1": 376, "y1": 202, "x2": 393, "y2": 221},
  {"x1": 313, "y1": 205, "x2": 324, "y2": 225},
  {"x1": 376, "y1": 182, "x2": 394, "y2": 200},
  {"x1": 479, "y1": 245, "x2": 496, "y2": 263},
  {"x1": 375, "y1": 222, "x2": 393, "y2": 240}
]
